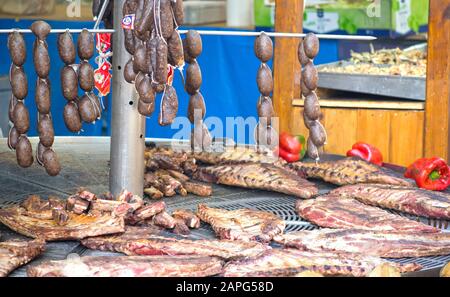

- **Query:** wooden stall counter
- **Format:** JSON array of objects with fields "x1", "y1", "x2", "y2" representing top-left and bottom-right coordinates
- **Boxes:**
[{"x1": 293, "y1": 90, "x2": 425, "y2": 167}]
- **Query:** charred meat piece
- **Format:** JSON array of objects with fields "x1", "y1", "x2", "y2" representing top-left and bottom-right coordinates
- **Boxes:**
[
  {"x1": 81, "y1": 226, "x2": 269, "y2": 260},
  {"x1": 153, "y1": 211, "x2": 177, "y2": 229},
  {"x1": 275, "y1": 228, "x2": 450, "y2": 258},
  {"x1": 197, "y1": 204, "x2": 285, "y2": 242},
  {"x1": 155, "y1": 170, "x2": 187, "y2": 196},
  {"x1": 144, "y1": 172, "x2": 176, "y2": 197},
  {"x1": 66, "y1": 196, "x2": 90, "y2": 215},
  {"x1": 173, "y1": 219, "x2": 191, "y2": 236},
  {"x1": 126, "y1": 201, "x2": 166, "y2": 225},
  {"x1": 182, "y1": 181, "x2": 212, "y2": 197},
  {"x1": 0, "y1": 239, "x2": 45, "y2": 277},
  {"x1": 0, "y1": 206, "x2": 125, "y2": 241},
  {"x1": 191, "y1": 147, "x2": 285, "y2": 166},
  {"x1": 194, "y1": 163, "x2": 318, "y2": 199},
  {"x1": 143, "y1": 187, "x2": 164, "y2": 199},
  {"x1": 289, "y1": 158, "x2": 414, "y2": 187},
  {"x1": 222, "y1": 249, "x2": 420, "y2": 277},
  {"x1": 27, "y1": 255, "x2": 224, "y2": 277},
  {"x1": 52, "y1": 209, "x2": 69, "y2": 226},
  {"x1": 295, "y1": 195, "x2": 439, "y2": 233},
  {"x1": 172, "y1": 209, "x2": 201, "y2": 228},
  {"x1": 165, "y1": 169, "x2": 190, "y2": 182},
  {"x1": 330, "y1": 184, "x2": 450, "y2": 219}
]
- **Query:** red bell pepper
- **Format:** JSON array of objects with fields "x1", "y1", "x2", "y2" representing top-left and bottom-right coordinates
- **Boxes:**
[
  {"x1": 277, "y1": 147, "x2": 300, "y2": 163},
  {"x1": 404, "y1": 157, "x2": 450, "y2": 191},
  {"x1": 346, "y1": 142, "x2": 383, "y2": 166},
  {"x1": 279, "y1": 132, "x2": 301, "y2": 155}
]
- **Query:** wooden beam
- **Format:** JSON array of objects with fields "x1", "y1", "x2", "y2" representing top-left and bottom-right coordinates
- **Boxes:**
[
  {"x1": 293, "y1": 99, "x2": 425, "y2": 110},
  {"x1": 273, "y1": 0, "x2": 304, "y2": 133},
  {"x1": 424, "y1": 0, "x2": 450, "y2": 159}
]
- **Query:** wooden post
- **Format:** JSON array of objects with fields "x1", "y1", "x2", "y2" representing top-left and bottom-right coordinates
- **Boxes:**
[
  {"x1": 424, "y1": 0, "x2": 450, "y2": 159},
  {"x1": 273, "y1": 0, "x2": 304, "y2": 133}
]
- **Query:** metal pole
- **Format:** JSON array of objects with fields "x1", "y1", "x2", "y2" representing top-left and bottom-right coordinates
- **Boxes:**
[
  {"x1": 93, "y1": 0, "x2": 110, "y2": 30},
  {"x1": 109, "y1": 0, "x2": 145, "y2": 197}
]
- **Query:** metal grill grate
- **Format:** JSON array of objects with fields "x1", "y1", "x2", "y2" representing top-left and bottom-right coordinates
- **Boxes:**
[{"x1": 0, "y1": 139, "x2": 449, "y2": 276}]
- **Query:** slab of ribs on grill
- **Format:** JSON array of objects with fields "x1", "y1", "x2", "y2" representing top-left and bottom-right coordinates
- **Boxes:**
[
  {"x1": 0, "y1": 194, "x2": 125, "y2": 241},
  {"x1": 196, "y1": 204, "x2": 286, "y2": 242},
  {"x1": 191, "y1": 147, "x2": 285, "y2": 166},
  {"x1": 194, "y1": 163, "x2": 318, "y2": 199},
  {"x1": 330, "y1": 184, "x2": 450, "y2": 219},
  {"x1": 222, "y1": 249, "x2": 421, "y2": 277},
  {"x1": 27, "y1": 255, "x2": 224, "y2": 277},
  {"x1": 275, "y1": 228, "x2": 450, "y2": 258},
  {"x1": 0, "y1": 238, "x2": 45, "y2": 277},
  {"x1": 81, "y1": 226, "x2": 269, "y2": 260},
  {"x1": 295, "y1": 194, "x2": 439, "y2": 233},
  {"x1": 289, "y1": 157, "x2": 414, "y2": 187}
]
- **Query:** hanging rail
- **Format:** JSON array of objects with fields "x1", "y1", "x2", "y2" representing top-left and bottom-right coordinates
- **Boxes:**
[{"x1": 0, "y1": 28, "x2": 376, "y2": 40}]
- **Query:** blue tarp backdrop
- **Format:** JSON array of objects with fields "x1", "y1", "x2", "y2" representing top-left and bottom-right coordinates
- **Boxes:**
[{"x1": 0, "y1": 20, "x2": 338, "y2": 143}]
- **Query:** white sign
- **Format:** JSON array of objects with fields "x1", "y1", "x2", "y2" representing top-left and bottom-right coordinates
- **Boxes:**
[
  {"x1": 303, "y1": 11, "x2": 339, "y2": 33},
  {"x1": 395, "y1": 0, "x2": 412, "y2": 34}
]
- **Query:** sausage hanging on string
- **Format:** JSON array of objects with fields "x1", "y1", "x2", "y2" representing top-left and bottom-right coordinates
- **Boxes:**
[
  {"x1": 254, "y1": 33, "x2": 275, "y2": 148},
  {"x1": 32, "y1": 21, "x2": 60, "y2": 175},
  {"x1": 7, "y1": 30, "x2": 32, "y2": 168},
  {"x1": 298, "y1": 33, "x2": 326, "y2": 160}
]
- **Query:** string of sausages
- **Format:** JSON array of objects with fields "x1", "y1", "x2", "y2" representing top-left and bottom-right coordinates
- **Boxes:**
[
  {"x1": 298, "y1": 33, "x2": 327, "y2": 160},
  {"x1": 7, "y1": 30, "x2": 33, "y2": 168},
  {"x1": 254, "y1": 33, "x2": 276, "y2": 148},
  {"x1": 30, "y1": 21, "x2": 61, "y2": 176},
  {"x1": 184, "y1": 31, "x2": 211, "y2": 150},
  {"x1": 78, "y1": 29, "x2": 102, "y2": 124},
  {"x1": 59, "y1": 31, "x2": 83, "y2": 133},
  {"x1": 122, "y1": 0, "x2": 211, "y2": 149}
]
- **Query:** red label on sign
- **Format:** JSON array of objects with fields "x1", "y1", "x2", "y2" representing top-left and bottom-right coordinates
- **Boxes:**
[{"x1": 96, "y1": 33, "x2": 111, "y2": 53}]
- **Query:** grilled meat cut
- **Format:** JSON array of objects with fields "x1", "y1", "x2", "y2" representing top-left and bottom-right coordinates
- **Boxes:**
[
  {"x1": 275, "y1": 228, "x2": 450, "y2": 258},
  {"x1": 191, "y1": 147, "x2": 284, "y2": 166},
  {"x1": 330, "y1": 184, "x2": 450, "y2": 219},
  {"x1": 0, "y1": 239, "x2": 45, "y2": 277},
  {"x1": 222, "y1": 249, "x2": 420, "y2": 277},
  {"x1": 295, "y1": 195, "x2": 439, "y2": 233},
  {"x1": 197, "y1": 204, "x2": 285, "y2": 242},
  {"x1": 172, "y1": 209, "x2": 201, "y2": 228},
  {"x1": 145, "y1": 147, "x2": 197, "y2": 174},
  {"x1": 194, "y1": 163, "x2": 318, "y2": 199},
  {"x1": 0, "y1": 206, "x2": 125, "y2": 241},
  {"x1": 27, "y1": 255, "x2": 224, "y2": 277},
  {"x1": 182, "y1": 181, "x2": 212, "y2": 197},
  {"x1": 289, "y1": 158, "x2": 414, "y2": 187},
  {"x1": 81, "y1": 226, "x2": 269, "y2": 259}
]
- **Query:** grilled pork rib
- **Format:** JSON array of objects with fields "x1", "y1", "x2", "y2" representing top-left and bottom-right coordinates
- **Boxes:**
[
  {"x1": 191, "y1": 147, "x2": 284, "y2": 166},
  {"x1": 27, "y1": 255, "x2": 224, "y2": 277},
  {"x1": 195, "y1": 163, "x2": 318, "y2": 199},
  {"x1": 0, "y1": 207, "x2": 125, "y2": 241},
  {"x1": 81, "y1": 226, "x2": 269, "y2": 259},
  {"x1": 290, "y1": 158, "x2": 414, "y2": 187},
  {"x1": 0, "y1": 239, "x2": 45, "y2": 277},
  {"x1": 330, "y1": 184, "x2": 450, "y2": 219},
  {"x1": 275, "y1": 229, "x2": 450, "y2": 258},
  {"x1": 222, "y1": 249, "x2": 421, "y2": 277},
  {"x1": 197, "y1": 204, "x2": 285, "y2": 242},
  {"x1": 295, "y1": 195, "x2": 439, "y2": 233}
]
